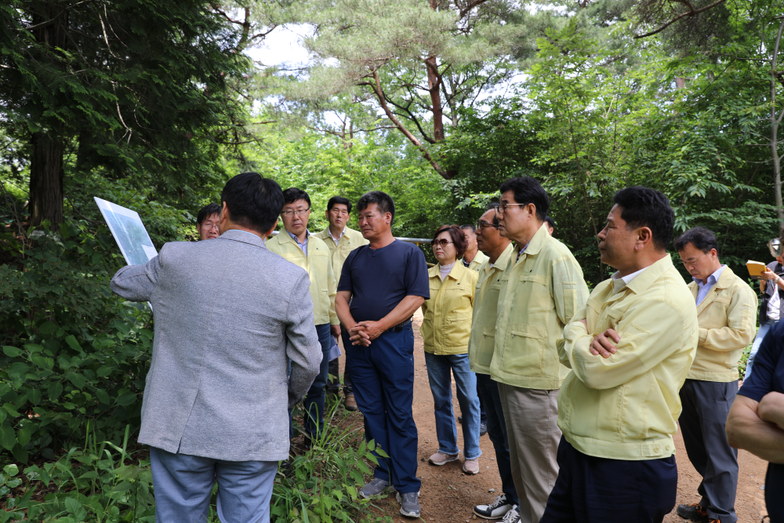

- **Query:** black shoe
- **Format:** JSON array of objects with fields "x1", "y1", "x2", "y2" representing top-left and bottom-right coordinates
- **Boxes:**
[
  {"x1": 676, "y1": 502, "x2": 708, "y2": 523},
  {"x1": 480, "y1": 422, "x2": 488, "y2": 436}
]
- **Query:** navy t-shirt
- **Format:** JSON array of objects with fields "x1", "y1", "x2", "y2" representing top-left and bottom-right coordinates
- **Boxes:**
[
  {"x1": 738, "y1": 321, "x2": 784, "y2": 522},
  {"x1": 338, "y1": 240, "x2": 429, "y2": 323}
]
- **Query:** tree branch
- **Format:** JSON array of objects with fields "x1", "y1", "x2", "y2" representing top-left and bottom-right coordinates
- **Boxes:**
[
  {"x1": 634, "y1": 0, "x2": 726, "y2": 39},
  {"x1": 367, "y1": 70, "x2": 446, "y2": 177}
]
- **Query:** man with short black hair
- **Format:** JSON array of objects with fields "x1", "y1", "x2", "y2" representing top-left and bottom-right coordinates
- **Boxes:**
[
  {"x1": 110, "y1": 172, "x2": 322, "y2": 523},
  {"x1": 267, "y1": 187, "x2": 339, "y2": 445},
  {"x1": 491, "y1": 176, "x2": 588, "y2": 523},
  {"x1": 196, "y1": 203, "x2": 221, "y2": 240},
  {"x1": 335, "y1": 191, "x2": 429, "y2": 519},
  {"x1": 673, "y1": 227, "x2": 755, "y2": 523},
  {"x1": 460, "y1": 224, "x2": 489, "y2": 271},
  {"x1": 541, "y1": 187, "x2": 698, "y2": 523},
  {"x1": 315, "y1": 195, "x2": 369, "y2": 411}
]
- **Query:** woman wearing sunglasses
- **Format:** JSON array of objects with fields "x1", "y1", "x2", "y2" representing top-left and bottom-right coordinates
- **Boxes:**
[{"x1": 421, "y1": 224, "x2": 482, "y2": 475}]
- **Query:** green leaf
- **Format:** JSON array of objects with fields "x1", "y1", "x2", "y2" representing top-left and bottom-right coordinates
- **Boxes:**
[
  {"x1": 64, "y1": 335, "x2": 82, "y2": 352},
  {"x1": 0, "y1": 423, "x2": 15, "y2": 451},
  {"x1": 66, "y1": 372, "x2": 86, "y2": 390},
  {"x1": 95, "y1": 389, "x2": 110, "y2": 405},
  {"x1": 27, "y1": 389, "x2": 41, "y2": 406},
  {"x1": 48, "y1": 382, "x2": 63, "y2": 402},
  {"x1": 11, "y1": 445, "x2": 28, "y2": 464},
  {"x1": 37, "y1": 321, "x2": 58, "y2": 337},
  {"x1": 116, "y1": 393, "x2": 137, "y2": 406},
  {"x1": 2, "y1": 403, "x2": 21, "y2": 418},
  {"x1": 7, "y1": 362, "x2": 29, "y2": 378},
  {"x1": 16, "y1": 428, "x2": 30, "y2": 447},
  {"x1": 96, "y1": 366, "x2": 113, "y2": 378},
  {"x1": 2, "y1": 346, "x2": 22, "y2": 358},
  {"x1": 3, "y1": 464, "x2": 18, "y2": 477}
]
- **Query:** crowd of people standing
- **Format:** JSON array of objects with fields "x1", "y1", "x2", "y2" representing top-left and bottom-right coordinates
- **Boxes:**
[{"x1": 113, "y1": 173, "x2": 784, "y2": 523}]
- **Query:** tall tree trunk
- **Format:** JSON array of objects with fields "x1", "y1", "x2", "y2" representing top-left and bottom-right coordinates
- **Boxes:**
[
  {"x1": 771, "y1": 16, "x2": 784, "y2": 233},
  {"x1": 425, "y1": 55, "x2": 445, "y2": 142},
  {"x1": 28, "y1": 2, "x2": 68, "y2": 229},
  {"x1": 30, "y1": 131, "x2": 65, "y2": 228}
]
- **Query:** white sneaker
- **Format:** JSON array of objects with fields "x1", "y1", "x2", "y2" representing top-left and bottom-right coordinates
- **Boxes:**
[{"x1": 501, "y1": 505, "x2": 520, "y2": 523}]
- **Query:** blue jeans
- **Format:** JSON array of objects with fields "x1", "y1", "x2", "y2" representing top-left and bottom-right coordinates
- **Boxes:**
[
  {"x1": 302, "y1": 323, "x2": 333, "y2": 440},
  {"x1": 345, "y1": 325, "x2": 420, "y2": 493},
  {"x1": 150, "y1": 447, "x2": 278, "y2": 523},
  {"x1": 746, "y1": 321, "x2": 777, "y2": 381},
  {"x1": 424, "y1": 352, "x2": 482, "y2": 460}
]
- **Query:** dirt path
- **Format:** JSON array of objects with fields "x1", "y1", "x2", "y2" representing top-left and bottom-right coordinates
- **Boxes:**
[{"x1": 347, "y1": 310, "x2": 769, "y2": 523}]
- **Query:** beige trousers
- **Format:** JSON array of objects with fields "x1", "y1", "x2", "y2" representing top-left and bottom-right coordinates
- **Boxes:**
[{"x1": 497, "y1": 383, "x2": 561, "y2": 523}]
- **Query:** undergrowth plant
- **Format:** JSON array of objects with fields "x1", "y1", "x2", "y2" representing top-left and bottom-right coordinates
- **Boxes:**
[
  {"x1": 273, "y1": 398, "x2": 393, "y2": 523},
  {"x1": 1, "y1": 425, "x2": 155, "y2": 522}
]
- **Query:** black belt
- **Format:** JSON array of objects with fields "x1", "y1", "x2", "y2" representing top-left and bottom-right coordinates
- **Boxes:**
[{"x1": 389, "y1": 318, "x2": 412, "y2": 332}]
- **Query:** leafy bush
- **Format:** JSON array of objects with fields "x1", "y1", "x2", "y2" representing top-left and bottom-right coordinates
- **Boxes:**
[
  {"x1": 2, "y1": 426, "x2": 155, "y2": 522},
  {"x1": 274, "y1": 400, "x2": 392, "y2": 523},
  {"x1": 0, "y1": 220, "x2": 151, "y2": 463}
]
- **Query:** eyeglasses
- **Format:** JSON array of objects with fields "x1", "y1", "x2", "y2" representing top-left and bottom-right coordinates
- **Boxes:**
[
  {"x1": 200, "y1": 222, "x2": 219, "y2": 230},
  {"x1": 281, "y1": 208, "x2": 311, "y2": 217},
  {"x1": 432, "y1": 239, "x2": 453, "y2": 247},
  {"x1": 476, "y1": 220, "x2": 499, "y2": 230},
  {"x1": 495, "y1": 202, "x2": 527, "y2": 215}
]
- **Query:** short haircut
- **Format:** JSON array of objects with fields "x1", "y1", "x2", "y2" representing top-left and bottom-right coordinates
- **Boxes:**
[
  {"x1": 282, "y1": 187, "x2": 311, "y2": 207},
  {"x1": 499, "y1": 176, "x2": 549, "y2": 221},
  {"x1": 434, "y1": 224, "x2": 468, "y2": 258},
  {"x1": 486, "y1": 202, "x2": 500, "y2": 226},
  {"x1": 674, "y1": 226, "x2": 718, "y2": 254},
  {"x1": 357, "y1": 191, "x2": 395, "y2": 223},
  {"x1": 221, "y1": 172, "x2": 284, "y2": 233},
  {"x1": 612, "y1": 186, "x2": 674, "y2": 251},
  {"x1": 327, "y1": 196, "x2": 352, "y2": 214},
  {"x1": 197, "y1": 203, "x2": 221, "y2": 225},
  {"x1": 545, "y1": 216, "x2": 555, "y2": 230},
  {"x1": 460, "y1": 224, "x2": 476, "y2": 234}
]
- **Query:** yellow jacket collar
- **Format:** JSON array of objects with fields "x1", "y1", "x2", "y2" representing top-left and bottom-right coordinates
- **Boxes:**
[
  {"x1": 517, "y1": 222, "x2": 550, "y2": 256},
  {"x1": 622, "y1": 254, "x2": 675, "y2": 295}
]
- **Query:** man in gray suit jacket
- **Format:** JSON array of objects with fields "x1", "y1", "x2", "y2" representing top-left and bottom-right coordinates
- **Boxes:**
[{"x1": 111, "y1": 172, "x2": 322, "y2": 523}]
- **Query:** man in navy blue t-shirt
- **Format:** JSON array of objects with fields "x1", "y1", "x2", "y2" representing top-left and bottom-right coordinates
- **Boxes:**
[
  {"x1": 335, "y1": 191, "x2": 429, "y2": 519},
  {"x1": 727, "y1": 321, "x2": 784, "y2": 522}
]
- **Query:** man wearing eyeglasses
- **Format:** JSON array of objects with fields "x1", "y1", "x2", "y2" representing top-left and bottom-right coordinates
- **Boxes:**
[
  {"x1": 267, "y1": 187, "x2": 339, "y2": 447},
  {"x1": 196, "y1": 203, "x2": 221, "y2": 240},
  {"x1": 469, "y1": 204, "x2": 518, "y2": 521},
  {"x1": 315, "y1": 196, "x2": 369, "y2": 412},
  {"x1": 490, "y1": 177, "x2": 588, "y2": 523}
]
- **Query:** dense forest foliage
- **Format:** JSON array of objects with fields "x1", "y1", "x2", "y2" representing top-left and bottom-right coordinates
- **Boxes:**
[{"x1": 2, "y1": 0, "x2": 784, "y2": 519}]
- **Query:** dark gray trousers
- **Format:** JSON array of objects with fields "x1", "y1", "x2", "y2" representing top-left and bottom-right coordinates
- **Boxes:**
[{"x1": 678, "y1": 379, "x2": 739, "y2": 523}]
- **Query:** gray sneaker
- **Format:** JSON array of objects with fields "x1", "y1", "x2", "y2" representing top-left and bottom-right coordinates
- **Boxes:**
[
  {"x1": 359, "y1": 477, "x2": 389, "y2": 499},
  {"x1": 396, "y1": 491, "x2": 421, "y2": 518}
]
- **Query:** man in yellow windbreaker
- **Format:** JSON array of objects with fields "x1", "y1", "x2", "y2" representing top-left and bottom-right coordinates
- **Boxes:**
[
  {"x1": 460, "y1": 224, "x2": 489, "y2": 271},
  {"x1": 673, "y1": 227, "x2": 756, "y2": 523},
  {"x1": 490, "y1": 176, "x2": 588, "y2": 523},
  {"x1": 266, "y1": 187, "x2": 339, "y2": 446},
  {"x1": 315, "y1": 196, "x2": 368, "y2": 412},
  {"x1": 541, "y1": 187, "x2": 699, "y2": 523}
]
